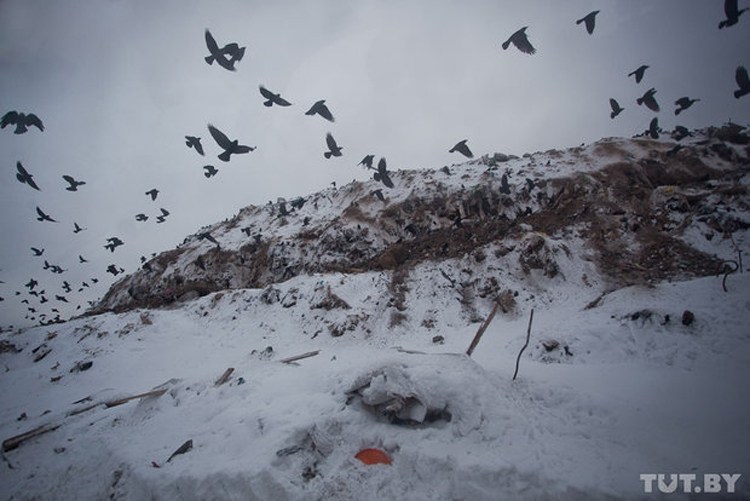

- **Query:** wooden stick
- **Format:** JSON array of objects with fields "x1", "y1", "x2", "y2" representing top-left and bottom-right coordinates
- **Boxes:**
[
  {"x1": 279, "y1": 350, "x2": 320, "y2": 364},
  {"x1": 513, "y1": 309, "x2": 535, "y2": 381},
  {"x1": 104, "y1": 388, "x2": 168, "y2": 408},
  {"x1": 214, "y1": 367, "x2": 235, "y2": 387},
  {"x1": 466, "y1": 301, "x2": 500, "y2": 357},
  {"x1": 2, "y1": 423, "x2": 61, "y2": 453}
]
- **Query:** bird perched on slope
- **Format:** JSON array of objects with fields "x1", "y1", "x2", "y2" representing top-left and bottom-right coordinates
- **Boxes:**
[
  {"x1": 145, "y1": 188, "x2": 159, "y2": 201},
  {"x1": 204, "y1": 29, "x2": 245, "y2": 71},
  {"x1": 259, "y1": 86, "x2": 292, "y2": 107},
  {"x1": 734, "y1": 66, "x2": 750, "y2": 99},
  {"x1": 208, "y1": 124, "x2": 255, "y2": 162},
  {"x1": 324, "y1": 133, "x2": 343, "y2": 158},
  {"x1": 628, "y1": 65, "x2": 649, "y2": 83},
  {"x1": 449, "y1": 139, "x2": 473, "y2": 158},
  {"x1": 719, "y1": 0, "x2": 747, "y2": 28},
  {"x1": 576, "y1": 10, "x2": 600, "y2": 35},
  {"x1": 16, "y1": 162, "x2": 41, "y2": 191},
  {"x1": 609, "y1": 98, "x2": 624, "y2": 119},
  {"x1": 373, "y1": 157, "x2": 394, "y2": 189},
  {"x1": 674, "y1": 97, "x2": 700, "y2": 115},
  {"x1": 636, "y1": 88, "x2": 660, "y2": 112},
  {"x1": 62, "y1": 175, "x2": 86, "y2": 191},
  {"x1": 203, "y1": 165, "x2": 218, "y2": 178},
  {"x1": 185, "y1": 136, "x2": 204, "y2": 156},
  {"x1": 1, "y1": 111, "x2": 44, "y2": 134},
  {"x1": 305, "y1": 100, "x2": 335, "y2": 122},
  {"x1": 359, "y1": 155, "x2": 375, "y2": 169},
  {"x1": 36, "y1": 207, "x2": 57, "y2": 223},
  {"x1": 502, "y1": 27, "x2": 535, "y2": 54}
]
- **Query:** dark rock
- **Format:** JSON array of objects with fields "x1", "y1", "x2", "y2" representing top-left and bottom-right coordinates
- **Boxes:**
[{"x1": 681, "y1": 310, "x2": 695, "y2": 326}]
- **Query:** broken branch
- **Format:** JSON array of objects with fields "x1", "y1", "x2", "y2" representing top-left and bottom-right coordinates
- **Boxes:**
[
  {"x1": 279, "y1": 350, "x2": 320, "y2": 364},
  {"x1": 466, "y1": 301, "x2": 500, "y2": 357},
  {"x1": 512, "y1": 309, "x2": 535, "y2": 381}
]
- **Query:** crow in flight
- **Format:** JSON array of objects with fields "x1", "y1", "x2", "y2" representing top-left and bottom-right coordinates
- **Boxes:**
[
  {"x1": 145, "y1": 188, "x2": 159, "y2": 201},
  {"x1": 208, "y1": 124, "x2": 255, "y2": 162},
  {"x1": 156, "y1": 208, "x2": 170, "y2": 223},
  {"x1": 647, "y1": 117, "x2": 661, "y2": 139},
  {"x1": 449, "y1": 139, "x2": 473, "y2": 158},
  {"x1": 324, "y1": 133, "x2": 343, "y2": 158},
  {"x1": 1, "y1": 111, "x2": 44, "y2": 134},
  {"x1": 106, "y1": 265, "x2": 124, "y2": 276},
  {"x1": 674, "y1": 97, "x2": 700, "y2": 115},
  {"x1": 359, "y1": 155, "x2": 375, "y2": 169},
  {"x1": 734, "y1": 66, "x2": 750, "y2": 99},
  {"x1": 305, "y1": 100, "x2": 335, "y2": 122},
  {"x1": 719, "y1": 0, "x2": 747, "y2": 28},
  {"x1": 36, "y1": 207, "x2": 57, "y2": 223},
  {"x1": 371, "y1": 189, "x2": 385, "y2": 202},
  {"x1": 204, "y1": 29, "x2": 245, "y2": 71},
  {"x1": 135, "y1": 213, "x2": 149, "y2": 222},
  {"x1": 73, "y1": 222, "x2": 86, "y2": 234},
  {"x1": 609, "y1": 98, "x2": 624, "y2": 119},
  {"x1": 628, "y1": 65, "x2": 649, "y2": 83},
  {"x1": 636, "y1": 88, "x2": 660, "y2": 112},
  {"x1": 502, "y1": 27, "x2": 536, "y2": 54},
  {"x1": 31, "y1": 247, "x2": 44, "y2": 257},
  {"x1": 62, "y1": 175, "x2": 86, "y2": 191},
  {"x1": 185, "y1": 136, "x2": 205, "y2": 156},
  {"x1": 79, "y1": 255, "x2": 88, "y2": 263},
  {"x1": 259, "y1": 85, "x2": 292, "y2": 107},
  {"x1": 104, "y1": 237, "x2": 124, "y2": 252},
  {"x1": 25, "y1": 279, "x2": 38, "y2": 289},
  {"x1": 373, "y1": 157, "x2": 394, "y2": 189},
  {"x1": 203, "y1": 165, "x2": 218, "y2": 178},
  {"x1": 576, "y1": 10, "x2": 600, "y2": 35},
  {"x1": 16, "y1": 162, "x2": 41, "y2": 191}
]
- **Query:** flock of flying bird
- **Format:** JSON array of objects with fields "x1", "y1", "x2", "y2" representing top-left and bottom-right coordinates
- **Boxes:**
[{"x1": 1, "y1": 2, "x2": 749, "y2": 328}]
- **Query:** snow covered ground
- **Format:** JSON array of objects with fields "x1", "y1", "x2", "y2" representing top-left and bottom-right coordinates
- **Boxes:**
[{"x1": 1, "y1": 269, "x2": 748, "y2": 499}]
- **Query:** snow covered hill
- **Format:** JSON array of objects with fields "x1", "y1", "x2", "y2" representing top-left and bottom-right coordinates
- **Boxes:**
[{"x1": 1, "y1": 125, "x2": 749, "y2": 499}]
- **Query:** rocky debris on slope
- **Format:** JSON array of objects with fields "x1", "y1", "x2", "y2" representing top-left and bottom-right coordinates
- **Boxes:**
[{"x1": 88, "y1": 125, "x2": 749, "y2": 315}]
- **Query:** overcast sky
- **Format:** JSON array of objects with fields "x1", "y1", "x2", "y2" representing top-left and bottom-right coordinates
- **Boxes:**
[{"x1": 1, "y1": 0, "x2": 748, "y2": 328}]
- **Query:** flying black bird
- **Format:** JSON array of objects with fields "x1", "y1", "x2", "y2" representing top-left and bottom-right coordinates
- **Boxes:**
[
  {"x1": 185, "y1": 136, "x2": 205, "y2": 156},
  {"x1": 73, "y1": 222, "x2": 86, "y2": 234},
  {"x1": 647, "y1": 117, "x2": 661, "y2": 139},
  {"x1": 501, "y1": 27, "x2": 536, "y2": 55},
  {"x1": 135, "y1": 213, "x2": 149, "y2": 222},
  {"x1": 36, "y1": 207, "x2": 57, "y2": 223},
  {"x1": 674, "y1": 97, "x2": 700, "y2": 115},
  {"x1": 734, "y1": 66, "x2": 750, "y2": 99},
  {"x1": 719, "y1": 0, "x2": 747, "y2": 28},
  {"x1": 204, "y1": 29, "x2": 245, "y2": 71},
  {"x1": 62, "y1": 281, "x2": 71, "y2": 293},
  {"x1": 208, "y1": 124, "x2": 255, "y2": 162},
  {"x1": 305, "y1": 100, "x2": 335, "y2": 122},
  {"x1": 16, "y1": 162, "x2": 41, "y2": 191},
  {"x1": 449, "y1": 139, "x2": 473, "y2": 158},
  {"x1": 1, "y1": 111, "x2": 44, "y2": 134},
  {"x1": 145, "y1": 188, "x2": 159, "y2": 201},
  {"x1": 104, "y1": 237, "x2": 124, "y2": 252},
  {"x1": 55, "y1": 295, "x2": 68, "y2": 303},
  {"x1": 203, "y1": 165, "x2": 218, "y2": 178},
  {"x1": 373, "y1": 157, "x2": 394, "y2": 189},
  {"x1": 62, "y1": 175, "x2": 86, "y2": 191},
  {"x1": 106, "y1": 264, "x2": 124, "y2": 276},
  {"x1": 25, "y1": 278, "x2": 38, "y2": 290},
  {"x1": 628, "y1": 65, "x2": 649, "y2": 83},
  {"x1": 371, "y1": 189, "x2": 385, "y2": 202},
  {"x1": 576, "y1": 10, "x2": 600, "y2": 34},
  {"x1": 156, "y1": 208, "x2": 170, "y2": 223},
  {"x1": 324, "y1": 133, "x2": 343, "y2": 158},
  {"x1": 609, "y1": 98, "x2": 624, "y2": 119},
  {"x1": 79, "y1": 255, "x2": 88, "y2": 263},
  {"x1": 31, "y1": 247, "x2": 44, "y2": 257},
  {"x1": 259, "y1": 85, "x2": 292, "y2": 107},
  {"x1": 636, "y1": 88, "x2": 660, "y2": 112},
  {"x1": 359, "y1": 155, "x2": 375, "y2": 169},
  {"x1": 672, "y1": 126, "x2": 691, "y2": 141}
]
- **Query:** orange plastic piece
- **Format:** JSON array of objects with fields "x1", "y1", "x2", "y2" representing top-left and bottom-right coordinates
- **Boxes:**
[{"x1": 355, "y1": 448, "x2": 392, "y2": 465}]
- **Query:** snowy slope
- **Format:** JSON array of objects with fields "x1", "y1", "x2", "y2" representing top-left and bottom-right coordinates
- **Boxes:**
[{"x1": 1, "y1": 126, "x2": 749, "y2": 500}]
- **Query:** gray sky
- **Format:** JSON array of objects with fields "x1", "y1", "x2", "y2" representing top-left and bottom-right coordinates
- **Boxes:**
[{"x1": 1, "y1": 0, "x2": 749, "y2": 328}]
